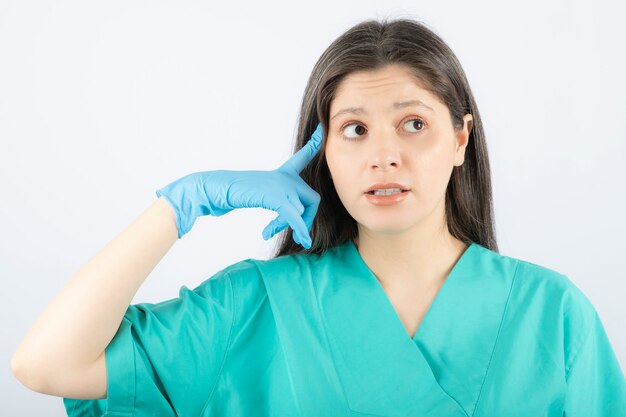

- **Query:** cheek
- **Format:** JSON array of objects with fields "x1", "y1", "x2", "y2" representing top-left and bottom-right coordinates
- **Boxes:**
[
  {"x1": 324, "y1": 142, "x2": 350, "y2": 179},
  {"x1": 324, "y1": 146, "x2": 357, "y2": 200},
  {"x1": 412, "y1": 143, "x2": 456, "y2": 195}
]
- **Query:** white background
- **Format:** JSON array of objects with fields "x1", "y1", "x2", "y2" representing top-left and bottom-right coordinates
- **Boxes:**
[{"x1": 1, "y1": 0, "x2": 624, "y2": 415}]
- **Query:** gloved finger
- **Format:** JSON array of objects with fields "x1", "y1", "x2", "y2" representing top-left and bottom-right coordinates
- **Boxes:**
[
  {"x1": 261, "y1": 189, "x2": 305, "y2": 240},
  {"x1": 286, "y1": 192, "x2": 305, "y2": 215},
  {"x1": 292, "y1": 176, "x2": 322, "y2": 232},
  {"x1": 279, "y1": 122, "x2": 323, "y2": 174},
  {"x1": 263, "y1": 212, "x2": 313, "y2": 247},
  {"x1": 274, "y1": 202, "x2": 311, "y2": 248},
  {"x1": 265, "y1": 183, "x2": 318, "y2": 239},
  {"x1": 300, "y1": 193, "x2": 320, "y2": 234},
  {"x1": 262, "y1": 215, "x2": 288, "y2": 240}
]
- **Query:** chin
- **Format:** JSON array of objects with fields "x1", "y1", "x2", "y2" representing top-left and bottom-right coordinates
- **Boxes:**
[
  {"x1": 359, "y1": 225, "x2": 415, "y2": 236},
  {"x1": 352, "y1": 211, "x2": 420, "y2": 233}
]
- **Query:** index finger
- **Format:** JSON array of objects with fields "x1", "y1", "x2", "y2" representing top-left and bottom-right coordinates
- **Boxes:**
[{"x1": 280, "y1": 122, "x2": 324, "y2": 174}]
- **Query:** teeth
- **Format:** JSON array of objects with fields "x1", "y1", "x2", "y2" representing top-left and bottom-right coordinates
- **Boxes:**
[{"x1": 371, "y1": 188, "x2": 403, "y2": 196}]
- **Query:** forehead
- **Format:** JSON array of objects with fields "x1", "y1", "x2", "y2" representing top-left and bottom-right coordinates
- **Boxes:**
[{"x1": 331, "y1": 64, "x2": 444, "y2": 111}]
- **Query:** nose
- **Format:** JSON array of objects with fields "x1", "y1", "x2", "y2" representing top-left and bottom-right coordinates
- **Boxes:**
[
  {"x1": 371, "y1": 156, "x2": 400, "y2": 171},
  {"x1": 369, "y1": 139, "x2": 402, "y2": 171}
]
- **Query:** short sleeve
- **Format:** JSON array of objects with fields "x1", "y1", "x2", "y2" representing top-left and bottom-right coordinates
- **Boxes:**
[
  {"x1": 563, "y1": 307, "x2": 626, "y2": 416},
  {"x1": 62, "y1": 266, "x2": 237, "y2": 417}
]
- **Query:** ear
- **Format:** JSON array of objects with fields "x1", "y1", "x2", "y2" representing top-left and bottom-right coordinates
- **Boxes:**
[{"x1": 454, "y1": 114, "x2": 473, "y2": 167}]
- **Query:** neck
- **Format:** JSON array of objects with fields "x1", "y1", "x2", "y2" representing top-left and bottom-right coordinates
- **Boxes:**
[{"x1": 354, "y1": 222, "x2": 467, "y2": 293}]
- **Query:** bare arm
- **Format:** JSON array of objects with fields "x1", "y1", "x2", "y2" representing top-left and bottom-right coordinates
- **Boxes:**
[{"x1": 11, "y1": 196, "x2": 178, "y2": 399}]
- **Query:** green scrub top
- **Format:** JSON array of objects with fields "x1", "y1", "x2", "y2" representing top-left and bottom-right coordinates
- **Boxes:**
[{"x1": 63, "y1": 240, "x2": 626, "y2": 416}]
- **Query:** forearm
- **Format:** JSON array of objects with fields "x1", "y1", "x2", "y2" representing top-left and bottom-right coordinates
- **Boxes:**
[{"x1": 12, "y1": 196, "x2": 178, "y2": 387}]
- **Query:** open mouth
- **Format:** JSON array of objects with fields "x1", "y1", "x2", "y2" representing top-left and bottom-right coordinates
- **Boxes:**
[{"x1": 365, "y1": 189, "x2": 409, "y2": 195}]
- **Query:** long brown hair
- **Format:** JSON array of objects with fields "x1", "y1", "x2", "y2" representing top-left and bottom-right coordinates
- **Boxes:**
[{"x1": 270, "y1": 17, "x2": 498, "y2": 259}]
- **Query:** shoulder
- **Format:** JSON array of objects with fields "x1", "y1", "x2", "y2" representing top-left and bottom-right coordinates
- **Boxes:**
[
  {"x1": 467, "y1": 243, "x2": 591, "y2": 308},
  {"x1": 195, "y1": 253, "x2": 320, "y2": 335},
  {"x1": 477, "y1": 244, "x2": 593, "y2": 312},
  {"x1": 467, "y1": 243, "x2": 596, "y2": 323},
  {"x1": 196, "y1": 250, "x2": 319, "y2": 297},
  {"x1": 198, "y1": 251, "x2": 314, "y2": 301},
  {"x1": 487, "y1": 247, "x2": 599, "y2": 366},
  {"x1": 230, "y1": 251, "x2": 322, "y2": 281},
  {"x1": 508, "y1": 251, "x2": 595, "y2": 318}
]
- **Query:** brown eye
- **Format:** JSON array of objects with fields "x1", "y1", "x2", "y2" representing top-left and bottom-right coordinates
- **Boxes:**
[
  {"x1": 342, "y1": 123, "x2": 367, "y2": 141},
  {"x1": 404, "y1": 118, "x2": 425, "y2": 133}
]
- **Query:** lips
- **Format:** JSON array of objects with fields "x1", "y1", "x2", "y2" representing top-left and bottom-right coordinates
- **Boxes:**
[{"x1": 365, "y1": 182, "x2": 410, "y2": 194}]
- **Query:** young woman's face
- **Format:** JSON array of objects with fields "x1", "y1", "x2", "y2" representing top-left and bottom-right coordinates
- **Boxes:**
[{"x1": 325, "y1": 63, "x2": 473, "y2": 236}]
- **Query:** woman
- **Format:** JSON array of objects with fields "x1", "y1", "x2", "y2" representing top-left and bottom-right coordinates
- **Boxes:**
[{"x1": 12, "y1": 17, "x2": 625, "y2": 416}]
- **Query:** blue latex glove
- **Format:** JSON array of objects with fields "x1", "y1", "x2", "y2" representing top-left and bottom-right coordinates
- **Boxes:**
[{"x1": 155, "y1": 123, "x2": 324, "y2": 248}]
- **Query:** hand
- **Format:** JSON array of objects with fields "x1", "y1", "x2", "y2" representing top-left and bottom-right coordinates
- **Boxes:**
[{"x1": 155, "y1": 123, "x2": 324, "y2": 248}]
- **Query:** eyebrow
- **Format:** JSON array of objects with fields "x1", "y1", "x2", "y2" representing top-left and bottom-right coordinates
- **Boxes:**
[{"x1": 330, "y1": 99, "x2": 435, "y2": 121}]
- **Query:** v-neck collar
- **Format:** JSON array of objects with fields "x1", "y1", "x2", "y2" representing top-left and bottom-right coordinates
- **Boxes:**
[
  {"x1": 346, "y1": 239, "x2": 478, "y2": 343},
  {"x1": 316, "y1": 239, "x2": 515, "y2": 416}
]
